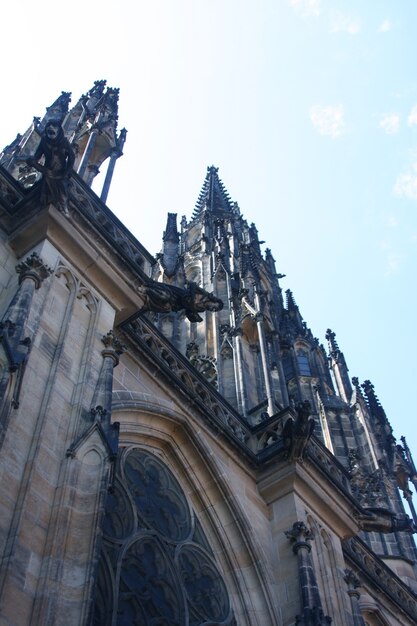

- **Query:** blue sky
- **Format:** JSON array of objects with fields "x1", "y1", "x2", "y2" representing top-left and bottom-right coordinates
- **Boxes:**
[{"x1": 1, "y1": 1, "x2": 417, "y2": 465}]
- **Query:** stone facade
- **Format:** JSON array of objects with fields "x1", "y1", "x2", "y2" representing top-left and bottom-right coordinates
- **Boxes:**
[{"x1": 0, "y1": 84, "x2": 417, "y2": 625}]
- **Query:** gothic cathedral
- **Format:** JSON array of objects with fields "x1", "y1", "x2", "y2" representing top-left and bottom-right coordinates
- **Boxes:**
[{"x1": 0, "y1": 82, "x2": 417, "y2": 625}]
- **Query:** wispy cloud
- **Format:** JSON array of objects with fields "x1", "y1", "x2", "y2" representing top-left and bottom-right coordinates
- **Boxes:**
[
  {"x1": 394, "y1": 159, "x2": 417, "y2": 201},
  {"x1": 310, "y1": 104, "x2": 346, "y2": 138},
  {"x1": 408, "y1": 105, "x2": 417, "y2": 127},
  {"x1": 330, "y1": 13, "x2": 361, "y2": 34},
  {"x1": 378, "y1": 19, "x2": 392, "y2": 33},
  {"x1": 379, "y1": 113, "x2": 400, "y2": 135},
  {"x1": 289, "y1": 0, "x2": 321, "y2": 18},
  {"x1": 380, "y1": 240, "x2": 402, "y2": 276}
]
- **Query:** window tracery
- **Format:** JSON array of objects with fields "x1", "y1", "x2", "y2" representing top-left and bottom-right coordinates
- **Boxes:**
[{"x1": 92, "y1": 447, "x2": 235, "y2": 626}]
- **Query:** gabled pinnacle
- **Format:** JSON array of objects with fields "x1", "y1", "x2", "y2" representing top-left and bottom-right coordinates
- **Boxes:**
[
  {"x1": 285, "y1": 289, "x2": 298, "y2": 311},
  {"x1": 44, "y1": 92, "x2": 71, "y2": 124},
  {"x1": 361, "y1": 380, "x2": 387, "y2": 423},
  {"x1": 163, "y1": 213, "x2": 180, "y2": 243},
  {"x1": 325, "y1": 329, "x2": 339, "y2": 354},
  {"x1": 192, "y1": 165, "x2": 234, "y2": 217}
]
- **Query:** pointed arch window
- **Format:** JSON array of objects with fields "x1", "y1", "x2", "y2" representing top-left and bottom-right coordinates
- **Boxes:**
[
  {"x1": 92, "y1": 447, "x2": 235, "y2": 626},
  {"x1": 296, "y1": 348, "x2": 311, "y2": 376}
]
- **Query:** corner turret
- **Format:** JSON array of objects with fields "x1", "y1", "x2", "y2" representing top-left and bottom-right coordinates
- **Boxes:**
[{"x1": 0, "y1": 81, "x2": 126, "y2": 202}]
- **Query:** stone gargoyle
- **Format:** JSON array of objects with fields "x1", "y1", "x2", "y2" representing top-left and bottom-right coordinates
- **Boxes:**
[
  {"x1": 138, "y1": 281, "x2": 223, "y2": 322},
  {"x1": 24, "y1": 120, "x2": 75, "y2": 215},
  {"x1": 356, "y1": 507, "x2": 416, "y2": 534},
  {"x1": 283, "y1": 400, "x2": 315, "y2": 462}
]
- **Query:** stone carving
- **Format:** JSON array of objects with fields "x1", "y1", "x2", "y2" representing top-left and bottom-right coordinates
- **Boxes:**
[
  {"x1": 355, "y1": 508, "x2": 415, "y2": 534},
  {"x1": 125, "y1": 316, "x2": 250, "y2": 443},
  {"x1": 283, "y1": 400, "x2": 315, "y2": 461},
  {"x1": 186, "y1": 342, "x2": 218, "y2": 387},
  {"x1": 343, "y1": 537, "x2": 417, "y2": 622},
  {"x1": 25, "y1": 120, "x2": 75, "y2": 215},
  {"x1": 138, "y1": 280, "x2": 223, "y2": 322}
]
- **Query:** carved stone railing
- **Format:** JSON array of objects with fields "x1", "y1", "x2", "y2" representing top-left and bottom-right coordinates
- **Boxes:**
[
  {"x1": 307, "y1": 436, "x2": 353, "y2": 497},
  {"x1": 122, "y1": 316, "x2": 252, "y2": 447},
  {"x1": 252, "y1": 408, "x2": 294, "y2": 458},
  {"x1": 343, "y1": 536, "x2": 417, "y2": 622},
  {"x1": 0, "y1": 165, "x2": 155, "y2": 279}
]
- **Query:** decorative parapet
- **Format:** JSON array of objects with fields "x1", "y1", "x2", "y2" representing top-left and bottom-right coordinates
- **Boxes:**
[
  {"x1": 0, "y1": 164, "x2": 154, "y2": 278},
  {"x1": 343, "y1": 537, "x2": 417, "y2": 622},
  {"x1": 123, "y1": 316, "x2": 251, "y2": 446},
  {"x1": 307, "y1": 436, "x2": 353, "y2": 496}
]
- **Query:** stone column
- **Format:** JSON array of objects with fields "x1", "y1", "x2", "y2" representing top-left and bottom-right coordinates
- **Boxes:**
[
  {"x1": 0, "y1": 252, "x2": 52, "y2": 415},
  {"x1": 344, "y1": 569, "x2": 366, "y2": 626},
  {"x1": 254, "y1": 311, "x2": 275, "y2": 417},
  {"x1": 285, "y1": 521, "x2": 332, "y2": 626},
  {"x1": 100, "y1": 128, "x2": 126, "y2": 204},
  {"x1": 90, "y1": 330, "x2": 125, "y2": 461},
  {"x1": 77, "y1": 127, "x2": 99, "y2": 180},
  {"x1": 232, "y1": 327, "x2": 247, "y2": 417}
]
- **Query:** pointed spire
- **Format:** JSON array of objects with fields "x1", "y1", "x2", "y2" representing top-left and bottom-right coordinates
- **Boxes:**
[
  {"x1": 163, "y1": 212, "x2": 180, "y2": 243},
  {"x1": 286, "y1": 289, "x2": 298, "y2": 311},
  {"x1": 325, "y1": 328, "x2": 339, "y2": 354},
  {"x1": 351, "y1": 377, "x2": 365, "y2": 402},
  {"x1": 42, "y1": 92, "x2": 71, "y2": 125},
  {"x1": 192, "y1": 166, "x2": 234, "y2": 217},
  {"x1": 361, "y1": 380, "x2": 386, "y2": 422},
  {"x1": 0, "y1": 90, "x2": 71, "y2": 183},
  {"x1": 325, "y1": 329, "x2": 351, "y2": 402}
]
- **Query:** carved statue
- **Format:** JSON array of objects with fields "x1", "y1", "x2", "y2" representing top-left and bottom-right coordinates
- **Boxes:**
[
  {"x1": 26, "y1": 120, "x2": 75, "y2": 215},
  {"x1": 139, "y1": 281, "x2": 223, "y2": 322},
  {"x1": 283, "y1": 400, "x2": 315, "y2": 462}
]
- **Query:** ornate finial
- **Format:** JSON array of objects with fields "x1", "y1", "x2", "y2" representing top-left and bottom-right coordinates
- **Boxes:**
[
  {"x1": 325, "y1": 328, "x2": 339, "y2": 354},
  {"x1": 117, "y1": 127, "x2": 127, "y2": 152},
  {"x1": 361, "y1": 380, "x2": 387, "y2": 423},
  {"x1": 285, "y1": 289, "x2": 298, "y2": 310},
  {"x1": 16, "y1": 252, "x2": 52, "y2": 288},
  {"x1": 101, "y1": 330, "x2": 125, "y2": 366},
  {"x1": 285, "y1": 521, "x2": 314, "y2": 553},
  {"x1": 344, "y1": 569, "x2": 361, "y2": 598}
]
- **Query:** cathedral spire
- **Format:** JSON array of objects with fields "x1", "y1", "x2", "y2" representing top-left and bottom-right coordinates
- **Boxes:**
[
  {"x1": 192, "y1": 165, "x2": 234, "y2": 218},
  {"x1": 325, "y1": 328, "x2": 352, "y2": 402}
]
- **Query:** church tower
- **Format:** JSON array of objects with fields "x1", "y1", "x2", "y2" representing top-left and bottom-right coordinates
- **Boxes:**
[
  {"x1": 1, "y1": 86, "x2": 417, "y2": 626},
  {"x1": 153, "y1": 165, "x2": 417, "y2": 580}
]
